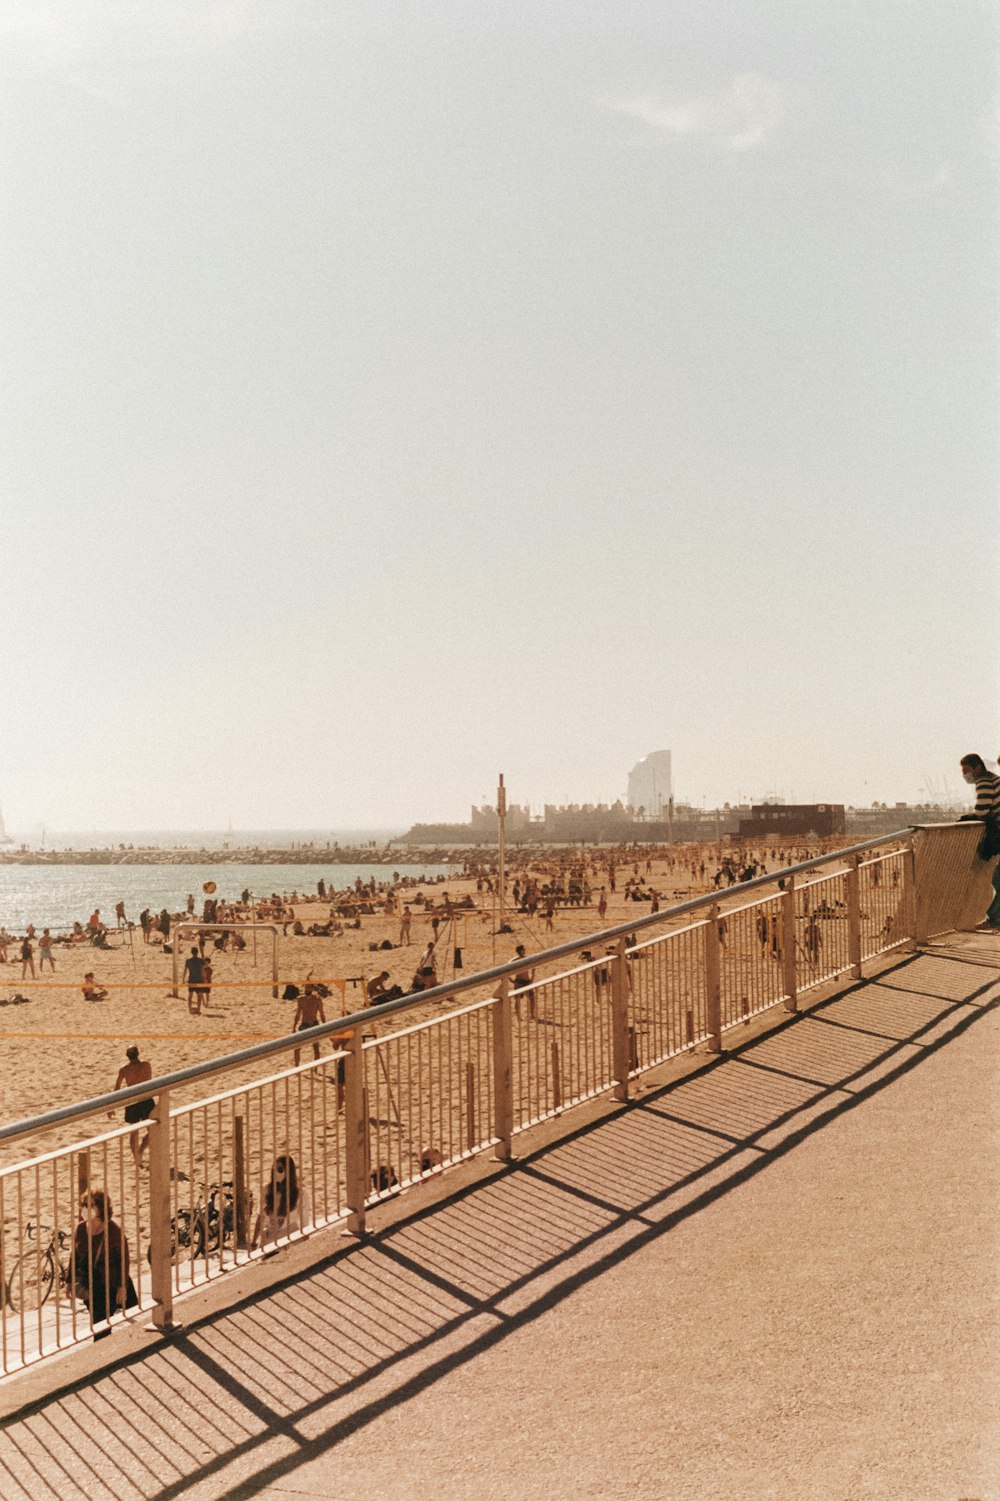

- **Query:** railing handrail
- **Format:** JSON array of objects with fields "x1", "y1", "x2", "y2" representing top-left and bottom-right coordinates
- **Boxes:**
[{"x1": 0, "y1": 828, "x2": 920, "y2": 1147}]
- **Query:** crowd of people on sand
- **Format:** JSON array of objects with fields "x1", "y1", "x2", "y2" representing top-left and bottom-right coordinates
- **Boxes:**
[
  {"x1": 10, "y1": 820, "x2": 976, "y2": 1341},
  {"x1": 1, "y1": 844, "x2": 843, "y2": 1010}
]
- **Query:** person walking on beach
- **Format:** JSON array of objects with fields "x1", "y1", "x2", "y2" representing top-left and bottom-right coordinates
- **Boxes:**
[
  {"x1": 960, "y1": 752, "x2": 1000, "y2": 929},
  {"x1": 399, "y1": 906, "x2": 412, "y2": 945},
  {"x1": 38, "y1": 928, "x2": 55, "y2": 971},
  {"x1": 292, "y1": 985, "x2": 326, "y2": 1066},
  {"x1": 184, "y1": 946, "x2": 205, "y2": 1014},
  {"x1": 20, "y1": 934, "x2": 35, "y2": 980},
  {"x1": 110, "y1": 1046, "x2": 154, "y2": 1166},
  {"x1": 511, "y1": 944, "x2": 536, "y2": 1020},
  {"x1": 115, "y1": 900, "x2": 127, "y2": 928}
]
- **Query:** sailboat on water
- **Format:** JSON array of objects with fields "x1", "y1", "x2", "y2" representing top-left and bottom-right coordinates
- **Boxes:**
[{"x1": 0, "y1": 806, "x2": 13, "y2": 845}]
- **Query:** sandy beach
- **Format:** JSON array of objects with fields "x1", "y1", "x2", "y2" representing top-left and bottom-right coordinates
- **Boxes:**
[{"x1": 0, "y1": 841, "x2": 842, "y2": 1148}]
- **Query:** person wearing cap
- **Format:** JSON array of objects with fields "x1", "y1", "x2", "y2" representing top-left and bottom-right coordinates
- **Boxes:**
[{"x1": 110, "y1": 1046, "x2": 154, "y2": 1166}]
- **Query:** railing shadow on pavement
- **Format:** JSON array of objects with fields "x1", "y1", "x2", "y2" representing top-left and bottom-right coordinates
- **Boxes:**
[{"x1": 0, "y1": 946, "x2": 998, "y2": 1501}]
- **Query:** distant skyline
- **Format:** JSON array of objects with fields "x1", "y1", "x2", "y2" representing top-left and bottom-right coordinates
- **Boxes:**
[
  {"x1": 1, "y1": 3, "x2": 996, "y2": 831},
  {"x1": 1, "y1": 771, "x2": 977, "y2": 841}
]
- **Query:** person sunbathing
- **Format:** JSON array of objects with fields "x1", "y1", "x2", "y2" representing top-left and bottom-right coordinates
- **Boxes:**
[{"x1": 82, "y1": 972, "x2": 109, "y2": 1002}]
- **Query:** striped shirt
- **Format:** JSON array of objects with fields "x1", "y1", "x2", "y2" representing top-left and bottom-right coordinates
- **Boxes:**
[{"x1": 972, "y1": 772, "x2": 1000, "y2": 820}]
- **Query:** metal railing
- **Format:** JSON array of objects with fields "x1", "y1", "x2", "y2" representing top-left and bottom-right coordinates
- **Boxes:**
[{"x1": 0, "y1": 823, "x2": 991, "y2": 1378}]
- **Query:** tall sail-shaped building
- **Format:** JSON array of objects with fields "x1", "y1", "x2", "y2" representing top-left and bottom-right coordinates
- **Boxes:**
[{"x1": 627, "y1": 752, "x2": 673, "y2": 819}]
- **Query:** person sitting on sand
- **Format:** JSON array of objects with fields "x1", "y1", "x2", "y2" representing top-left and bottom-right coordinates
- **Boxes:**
[
  {"x1": 367, "y1": 970, "x2": 391, "y2": 1002},
  {"x1": 82, "y1": 972, "x2": 108, "y2": 1002},
  {"x1": 367, "y1": 970, "x2": 405, "y2": 1004}
]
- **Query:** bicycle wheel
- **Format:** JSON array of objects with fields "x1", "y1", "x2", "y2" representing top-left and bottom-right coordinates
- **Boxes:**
[
  {"x1": 174, "y1": 1208, "x2": 205, "y2": 1260},
  {"x1": 5, "y1": 1249, "x2": 55, "y2": 1312}
]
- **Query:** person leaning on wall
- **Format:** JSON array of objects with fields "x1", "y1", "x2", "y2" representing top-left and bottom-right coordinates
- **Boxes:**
[{"x1": 958, "y1": 752, "x2": 1000, "y2": 931}]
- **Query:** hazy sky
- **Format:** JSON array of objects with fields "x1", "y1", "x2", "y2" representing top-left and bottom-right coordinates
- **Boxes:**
[{"x1": 1, "y1": 1, "x2": 997, "y2": 831}]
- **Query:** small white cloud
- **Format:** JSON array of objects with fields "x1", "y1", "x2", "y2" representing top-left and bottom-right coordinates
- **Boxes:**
[
  {"x1": 605, "y1": 72, "x2": 786, "y2": 152},
  {"x1": 0, "y1": 0, "x2": 301, "y2": 75}
]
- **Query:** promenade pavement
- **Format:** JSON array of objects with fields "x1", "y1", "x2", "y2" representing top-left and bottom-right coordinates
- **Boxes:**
[{"x1": 2, "y1": 937, "x2": 998, "y2": 1501}]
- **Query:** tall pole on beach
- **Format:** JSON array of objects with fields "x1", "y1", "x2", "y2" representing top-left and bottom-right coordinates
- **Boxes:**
[{"x1": 497, "y1": 773, "x2": 507, "y2": 937}]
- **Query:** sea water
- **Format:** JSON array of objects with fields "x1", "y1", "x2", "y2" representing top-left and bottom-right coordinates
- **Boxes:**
[{"x1": 0, "y1": 861, "x2": 453, "y2": 933}]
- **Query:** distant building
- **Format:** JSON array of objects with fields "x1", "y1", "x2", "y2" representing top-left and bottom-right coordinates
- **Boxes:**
[
  {"x1": 627, "y1": 751, "x2": 672, "y2": 820},
  {"x1": 468, "y1": 803, "x2": 532, "y2": 835},
  {"x1": 739, "y1": 803, "x2": 846, "y2": 838}
]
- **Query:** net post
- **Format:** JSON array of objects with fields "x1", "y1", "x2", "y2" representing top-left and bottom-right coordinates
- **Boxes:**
[{"x1": 233, "y1": 1115, "x2": 250, "y2": 1249}]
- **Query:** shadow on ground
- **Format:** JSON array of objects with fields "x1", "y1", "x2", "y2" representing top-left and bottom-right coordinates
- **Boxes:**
[{"x1": 1, "y1": 948, "x2": 997, "y2": 1501}]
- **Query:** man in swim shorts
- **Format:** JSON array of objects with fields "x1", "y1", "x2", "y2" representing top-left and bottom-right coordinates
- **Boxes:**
[
  {"x1": 292, "y1": 984, "x2": 327, "y2": 1066},
  {"x1": 111, "y1": 1046, "x2": 154, "y2": 1166}
]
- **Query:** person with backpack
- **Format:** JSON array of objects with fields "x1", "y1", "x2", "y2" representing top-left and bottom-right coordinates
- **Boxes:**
[{"x1": 959, "y1": 752, "x2": 1000, "y2": 930}]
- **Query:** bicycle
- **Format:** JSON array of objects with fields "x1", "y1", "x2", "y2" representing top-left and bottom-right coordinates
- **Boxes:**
[
  {"x1": 152, "y1": 1180, "x2": 251, "y2": 1264},
  {"x1": 4, "y1": 1222, "x2": 71, "y2": 1312}
]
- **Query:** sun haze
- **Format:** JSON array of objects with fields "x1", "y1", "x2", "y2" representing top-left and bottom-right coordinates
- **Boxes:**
[{"x1": 1, "y1": 2, "x2": 996, "y2": 829}]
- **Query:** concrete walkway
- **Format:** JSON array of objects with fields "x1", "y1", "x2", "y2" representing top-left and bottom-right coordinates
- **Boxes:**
[{"x1": 2, "y1": 939, "x2": 998, "y2": 1501}]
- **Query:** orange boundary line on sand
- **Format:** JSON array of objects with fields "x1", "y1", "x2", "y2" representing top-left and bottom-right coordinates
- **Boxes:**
[
  {"x1": 0, "y1": 1032, "x2": 289, "y2": 1041},
  {"x1": 1, "y1": 978, "x2": 359, "y2": 990}
]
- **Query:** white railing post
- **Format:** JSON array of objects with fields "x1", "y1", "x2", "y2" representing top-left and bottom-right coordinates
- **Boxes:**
[
  {"x1": 846, "y1": 855, "x2": 862, "y2": 978},
  {"x1": 344, "y1": 1030, "x2": 368, "y2": 1235},
  {"x1": 705, "y1": 905, "x2": 722, "y2": 1052},
  {"x1": 492, "y1": 978, "x2": 514, "y2": 1162},
  {"x1": 611, "y1": 936, "x2": 630, "y2": 1102},
  {"x1": 147, "y1": 1088, "x2": 174, "y2": 1330},
  {"x1": 903, "y1": 840, "x2": 922, "y2": 946},
  {"x1": 782, "y1": 876, "x2": 797, "y2": 1012}
]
